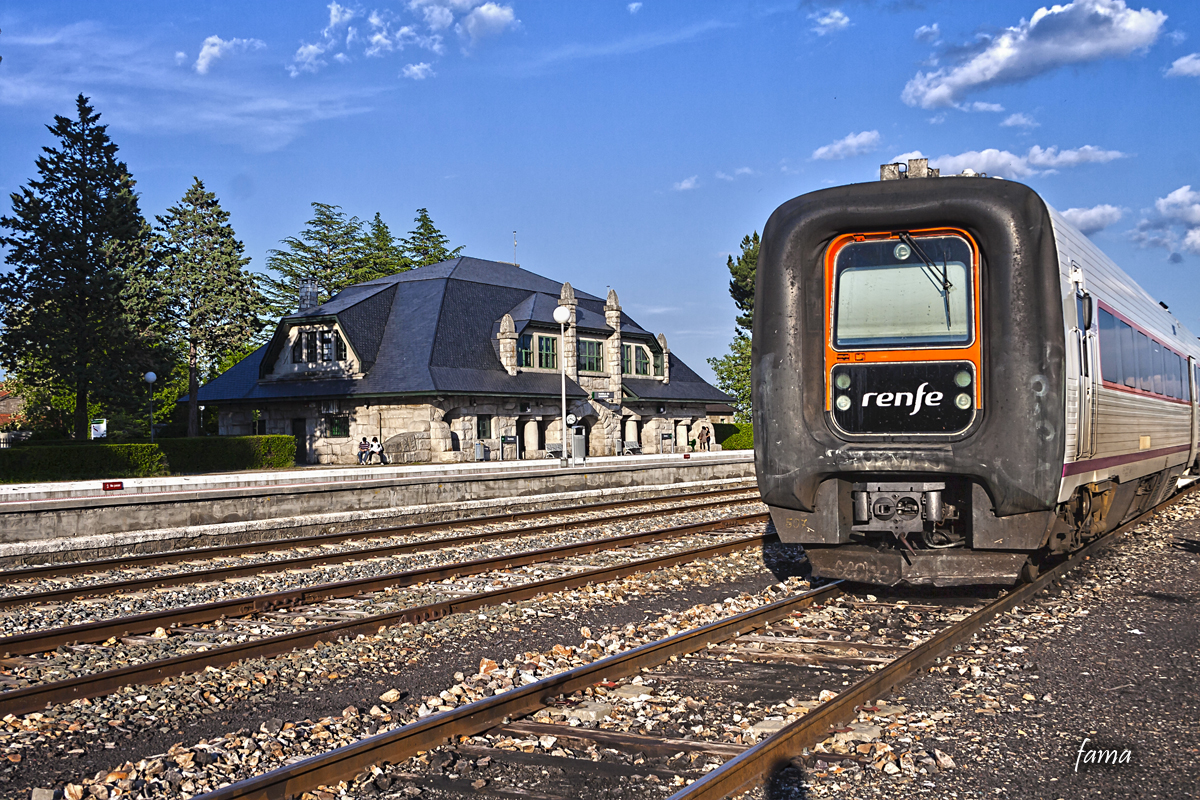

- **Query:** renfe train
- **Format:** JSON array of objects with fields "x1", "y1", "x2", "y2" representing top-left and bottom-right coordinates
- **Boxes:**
[{"x1": 754, "y1": 158, "x2": 1199, "y2": 586}]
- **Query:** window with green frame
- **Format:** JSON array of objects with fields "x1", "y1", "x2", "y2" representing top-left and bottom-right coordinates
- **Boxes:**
[
  {"x1": 635, "y1": 346, "x2": 650, "y2": 375},
  {"x1": 578, "y1": 339, "x2": 604, "y2": 372},
  {"x1": 537, "y1": 335, "x2": 557, "y2": 369},
  {"x1": 325, "y1": 415, "x2": 349, "y2": 438},
  {"x1": 653, "y1": 350, "x2": 664, "y2": 376},
  {"x1": 476, "y1": 415, "x2": 492, "y2": 439},
  {"x1": 517, "y1": 334, "x2": 534, "y2": 367},
  {"x1": 621, "y1": 344, "x2": 632, "y2": 374}
]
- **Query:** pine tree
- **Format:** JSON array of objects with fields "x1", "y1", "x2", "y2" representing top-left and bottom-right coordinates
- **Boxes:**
[
  {"x1": 261, "y1": 203, "x2": 364, "y2": 320},
  {"x1": 156, "y1": 177, "x2": 264, "y2": 437},
  {"x1": 356, "y1": 212, "x2": 411, "y2": 282},
  {"x1": 727, "y1": 231, "x2": 759, "y2": 333},
  {"x1": 0, "y1": 95, "x2": 163, "y2": 440},
  {"x1": 707, "y1": 333, "x2": 752, "y2": 423},
  {"x1": 402, "y1": 208, "x2": 463, "y2": 267}
]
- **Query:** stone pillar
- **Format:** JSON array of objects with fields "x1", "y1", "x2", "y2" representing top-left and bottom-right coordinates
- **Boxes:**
[
  {"x1": 605, "y1": 288, "x2": 623, "y2": 395},
  {"x1": 657, "y1": 332, "x2": 671, "y2": 384},
  {"x1": 560, "y1": 282, "x2": 578, "y2": 382},
  {"x1": 497, "y1": 313, "x2": 518, "y2": 376},
  {"x1": 624, "y1": 418, "x2": 638, "y2": 447},
  {"x1": 523, "y1": 418, "x2": 539, "y2": 456},
  {"x1": 676, "y1": 421, "x2": 690, "y2": 451}
]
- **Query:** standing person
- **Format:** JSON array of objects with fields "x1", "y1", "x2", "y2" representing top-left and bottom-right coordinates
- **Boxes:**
[
  {"x1": 699, "y1": 426, "x2": 711, "y2": 451},
  {"x1": 369, "y1": 436, "x2": 383, "y2": 464},
  {"x1": 358, "y1": 437, "x2": 370, "y2": 465}
]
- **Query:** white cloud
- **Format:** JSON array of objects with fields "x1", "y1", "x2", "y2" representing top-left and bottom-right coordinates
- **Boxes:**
[
  {"x1": 194, "y1": 35, "x2": 265, "y2": 75},
  {"x1": 810, "y1": 9, "x2": 850, "y2": 37},
  {"x1": 970, "y1": 101, "x2": 1004, "y2": 112},
  {"x1": 420, "y1": 5, "x2": 455, "y2": 30},
  {"x1": 914, "y1": 23, "x2": 940, "y2": 43},
  {"x1": 902, "y1": 0, "x2": 1167, "y2": 108},
  {"x1": 174, "y1": 51, "x2": 187, "y2": 66},
  {"x1": 1001, "y1": 112, "x2": 1040, "y2": 128},
  {"x1": 812, "y1": 130, "x2": 881, "y2": 161},
  {"x1": 673, "y1": 175, "x2": 699, "y2": 191},
  {"x1": 1133, "y1": 186, "x2": 1200, "y2": 256},
  {"x1": 1166, "y1": 52, "x2": 1200, "y2": 77},
  {"x1": 288, "y1": 41, "x2": 330, "y2": 76},
  {"x1": 1061, "y1": 204, "x2": 1124, "y2": 234},
  {"x1": 334, "y1": 52, "x2": 351, "y2": 64},
  {"x1": 893, "y1": 144, "x2": 1125, "y2": 179},
  {"x1": 402, "y1": 61, "x2": 435, "y2": 79},
  {"x1": 458, "y1": 2, "x2": 517, "y2": 44},
  {"x1": 628, "y1": 2, "x2": 643, "y2": 13},
  {"x1": 520, "y1": 19, "x2": 728, "y2": 72},
  {"x1": 0, "y1": 21, "x2": 375, "y2": 152},
  {"x1": 715, "y1": 167, "x2": 755, "y2": 181},
  {"x1": 324, "y1": 2, "x2": 357, "y2": 37}
]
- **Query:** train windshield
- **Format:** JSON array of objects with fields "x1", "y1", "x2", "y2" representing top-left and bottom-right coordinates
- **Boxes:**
[{"x1": 833, "y1": 235, "x2": 974, "y2": 348}]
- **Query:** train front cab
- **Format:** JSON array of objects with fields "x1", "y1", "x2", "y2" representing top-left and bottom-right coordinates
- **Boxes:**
[{"x1": 755, "y1": 176, "x2": 1072, "y2": 587}]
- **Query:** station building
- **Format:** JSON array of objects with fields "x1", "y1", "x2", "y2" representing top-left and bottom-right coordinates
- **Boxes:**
[{"x1": 196, "y1": 258, "x2": 732, "y2": 464}]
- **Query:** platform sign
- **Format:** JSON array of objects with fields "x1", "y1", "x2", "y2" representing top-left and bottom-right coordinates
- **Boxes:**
[
  {"x1": 500, "y1": 435, "x2": 518, "y2": 444},
  {"x1": 591, "y1": 391, "x2": 614, "y2": 401},
  {"x1": 90, "y1": 418, "x2": 107, "y2": 439},
  {"x1": 660, "y1": 433, "x2": 672, "y2": 440}
]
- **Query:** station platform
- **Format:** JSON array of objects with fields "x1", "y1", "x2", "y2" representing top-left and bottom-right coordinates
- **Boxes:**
[{"x1": 0, "y1": 451, "x2": 756, "y2": 565}]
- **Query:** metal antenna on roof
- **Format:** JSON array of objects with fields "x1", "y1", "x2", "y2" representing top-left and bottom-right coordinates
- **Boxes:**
[{"x1": 513, "y1": 231, "x2": 518, "y2": 266}]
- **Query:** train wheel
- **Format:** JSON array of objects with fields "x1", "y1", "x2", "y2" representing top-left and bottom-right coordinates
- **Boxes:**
[{"x1": 1018, "y1": 559, "x2": 1039, "y2": 584}]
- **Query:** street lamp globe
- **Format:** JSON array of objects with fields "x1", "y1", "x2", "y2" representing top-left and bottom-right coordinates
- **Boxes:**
[
  {"x1": 144, "y1": 372, "x2": 157, "y2": 384},
  {"x1": 552, "y1": 305, "x2": 570, "y2": 325}
]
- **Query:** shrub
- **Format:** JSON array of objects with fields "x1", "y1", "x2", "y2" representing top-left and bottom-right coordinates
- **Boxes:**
[
  {"x1": 714, "y1": 422, "x2": 753, "y2": 450},
  {"x1": 158, "y1": 435, "x2": 296, "y2": 474},
  {"x1": 0, "y1": 443, "x2": 167, "y2": 483}
]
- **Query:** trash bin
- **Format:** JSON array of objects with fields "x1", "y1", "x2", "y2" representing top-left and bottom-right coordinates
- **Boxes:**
[{"x1": 475, "y1": 441, "x2": 485, "y2": 461}]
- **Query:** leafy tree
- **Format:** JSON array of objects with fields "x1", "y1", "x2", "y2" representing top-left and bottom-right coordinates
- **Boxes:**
[
  {"x1": 0, "y1": 95, "x2": 164, "y2": 440},
  {"x1": 260, "y1": 202, "x2": 364, "y2": 319},
  {"x1": 403, "y1": 207, "x2": 463, "y2": 267},
  {"x1": 707, "y1": 333, "x2": 751, "y2": 423},
  {"x1": 156, "y1": 177, "x2": 264, "y2": 436},
  {"x1": 356, "y1": 212, "x2": 411, "y2": 282},
  {"x1": 727, "y1": 231, "x2": 759, "y2": 333}
]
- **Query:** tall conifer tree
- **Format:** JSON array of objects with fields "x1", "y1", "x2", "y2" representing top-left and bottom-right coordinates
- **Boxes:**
[
  {"x1": 156, "y1": 177, "x2": 263, "y2": 437},
  {"x1": 0, "y1": 95, "x2": 161, "y2": 440},
  {"x1": 356, "y1": 212, "x2": 411, "y2": 282},
  {"x1": 403, "y1": 208, "x2": 463, "y2": 267},
  {"x1": 707, "y1": 231, "x2": 760, "y2": 422},
  {"x1": 260, "y1": 203, "x2": 363, "y2": 319}
]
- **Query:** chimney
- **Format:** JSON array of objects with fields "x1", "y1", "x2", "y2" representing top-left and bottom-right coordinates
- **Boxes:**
[
  {"x1": 299, "y1": 279, "x2": 319, "y2": 312},
  {"x1": 880, "y1": 157, "x2": 941, "y2": 181},
  {"x1": 497, "y1": 313, "x2": 518, "y2": 377}
]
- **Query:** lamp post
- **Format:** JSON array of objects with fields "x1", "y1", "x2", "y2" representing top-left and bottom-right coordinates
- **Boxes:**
[
  {"x1": 553, "y1": 304, "x2": 571, "y2": 466},
  {"x1": 144, "y1": 372, "x2": 157, "y2": 443}
]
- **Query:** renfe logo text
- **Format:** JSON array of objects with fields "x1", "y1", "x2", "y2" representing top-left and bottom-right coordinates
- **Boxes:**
[{"x1": 861, "y1": 382, "x2": 944, "y2": 416}]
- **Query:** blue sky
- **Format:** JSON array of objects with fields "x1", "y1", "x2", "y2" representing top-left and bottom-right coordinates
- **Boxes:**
[{"x1": 2, "y1": 0, "x2": 1200, "y2": 381}]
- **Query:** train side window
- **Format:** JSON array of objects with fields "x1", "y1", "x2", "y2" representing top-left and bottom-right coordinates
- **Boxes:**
[
  {"x1": 1165, "y1": 352, "x2": 1179, "y2": 398},
  {"x1": 1183, "y1": 357, "x2": 1192, "y2": 401},
  {"x1": 1151, "y1": 340, "x2": 1166, "y2": 395},
  {"x1": 1117, "y1": 321, "x2": 1137, "y2": 389},
  {"x1": 1135, "y1": 332, "x2": 1153, "y2": 393},
  {"x1": 1175, "y1": 353, "x2": 1186, "y2": 398},
  {"x1": 1098, "y1": 309, "x2": 1119, "y2": 383}
]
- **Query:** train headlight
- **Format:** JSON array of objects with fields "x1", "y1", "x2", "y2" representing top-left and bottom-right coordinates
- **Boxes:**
[
  {"x1": 954, "y1": 370, "x2": 972, "y2": 387},
  {"x1": 894, "y1": 243, "x2": 912, "y2": 261},
  {"x1": 835, "y1": 395, "x2": 852, "y2": 411},
  {"x1": 954, "y1": 393, "x2": 972, "y2": 410},
  {"x1": 834, "y1": 373, "x2": 851, "y2": 390}
]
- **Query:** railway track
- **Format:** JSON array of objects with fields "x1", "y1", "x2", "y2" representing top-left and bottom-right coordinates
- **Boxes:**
[
  {"x1": 0, "y1": 485, "x2": 760, "y2": 606},
  {"x1": 0, "y1": 509, "x2": 770, "y2": 716},
  {"x1": 165, "y1": 482, "x2": 1197, "y2": 800}
]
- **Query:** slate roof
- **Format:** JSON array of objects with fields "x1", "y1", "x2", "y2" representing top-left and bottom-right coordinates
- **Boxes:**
[{"x1": 194, "y1": 257, "x2": 729, "y2": 405}]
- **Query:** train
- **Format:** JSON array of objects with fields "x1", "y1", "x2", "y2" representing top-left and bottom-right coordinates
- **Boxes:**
[{"x1": 753, "y1": 158, "x2": 1198, "y2": 586}]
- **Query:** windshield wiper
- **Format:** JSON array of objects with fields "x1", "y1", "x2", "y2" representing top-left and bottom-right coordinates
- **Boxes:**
[{"x1": 897, "y1": 232, "x2": 953, "y2": 330}]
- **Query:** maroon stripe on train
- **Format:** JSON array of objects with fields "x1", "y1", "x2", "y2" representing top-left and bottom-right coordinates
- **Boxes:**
[{"x1": 1063, "y1": 443, "x2": 1192, "y2": 477}]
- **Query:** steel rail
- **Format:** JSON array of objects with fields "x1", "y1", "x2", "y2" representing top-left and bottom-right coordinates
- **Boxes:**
[
  {"x1": 667, "y1": 483, "x2": 1200, "y2": 800},
  {"x1": 0, "y1": 527, "x2": 777, "y2": 717},
  {"x1": 191, "y1": 582, "x2": 844, "y2": 800},
  {"x1": 0, "y1": 488, "x2": 760, "y2": 609},
  {"x1": 0, "y1": 512, "x2": 769, "y2": 657}
]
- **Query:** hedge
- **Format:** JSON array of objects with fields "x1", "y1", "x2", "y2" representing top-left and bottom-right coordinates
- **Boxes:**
[
  {"x1": 0, "y1": 435, "x2": 296, "y2": 483},
  {"x1": 0, "y1": 444, "x2": 167, "y2": 483},
  {"x1": 157, "y1": 436, "x2": 296, "y2": 474},
  {"x1": 714, "y1": 422, "x2": 753, "y2": 450}
]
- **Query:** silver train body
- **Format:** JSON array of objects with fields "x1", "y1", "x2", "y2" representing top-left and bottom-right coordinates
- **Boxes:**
[{"x1": 754, "y1": 162, "x2": 1199, "y2": 586}]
